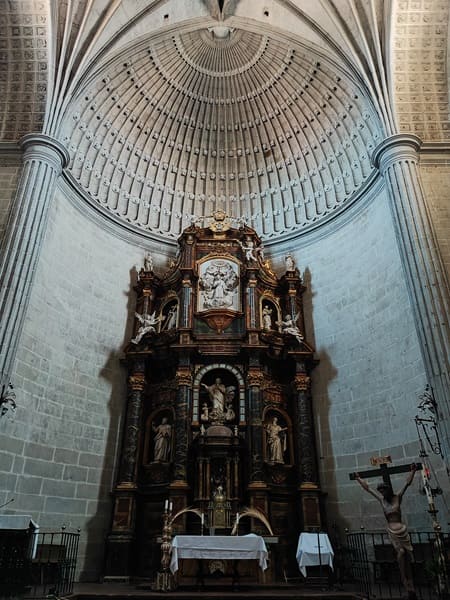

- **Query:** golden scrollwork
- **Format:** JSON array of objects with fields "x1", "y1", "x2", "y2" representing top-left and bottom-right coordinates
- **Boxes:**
[
  {"x1": 294, "y1": 373, "x2": 311, "y2": 392},
  {"x1": 128, "y1": 372, "x2": 146, "y2": 390},
  {"x1": 175, "y1": 369, "x2": 192, "y2": 386}
]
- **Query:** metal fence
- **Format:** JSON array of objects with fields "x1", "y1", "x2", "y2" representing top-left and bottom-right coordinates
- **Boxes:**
[
  {"x1": 23, "y1": 528, "x2": 80, "y2": 598},
  {"x1": 0, "y1": 527, "x2": 80, "y2": 599},
  {"x1": 346, "y1": 530, "x2": 449, "y2": 599}
]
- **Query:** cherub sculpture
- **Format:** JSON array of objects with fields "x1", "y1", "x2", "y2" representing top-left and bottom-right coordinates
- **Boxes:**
[{"x1": 131, "y1": 311, "x2": 160, "y2": 344}]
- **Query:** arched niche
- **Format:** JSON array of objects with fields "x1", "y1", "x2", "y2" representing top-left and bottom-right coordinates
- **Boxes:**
[
  {"x1": 158, "y1": 293, "x2": 179, "y2": 332},
  {"x1": 143, "y1": 407, "x2": 175, "y2": 466},
  {"x1": 260, "y1": 294, "x2": 281, "y2": 332},
  {"x1": 193, "y1": 364, "x2": 245, "y2": 426}
]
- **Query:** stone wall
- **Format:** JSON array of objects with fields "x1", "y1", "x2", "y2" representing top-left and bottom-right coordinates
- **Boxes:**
[
  {"x1": 0, "y1": 183, "x2": 173, "y2": 580},
  {"x1": 277, "y1": 188, "x2": 449, "y2": 533},
  {"x1": 420, "y1": 163, "x2": 450, "y2": 280}
]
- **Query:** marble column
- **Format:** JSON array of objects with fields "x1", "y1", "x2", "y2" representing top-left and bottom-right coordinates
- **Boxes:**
[
  {"x1": 173, "y1": 367, "x2": 192, "y2": 483},
  {"x1": 373, "y1": 135, "x2": 450, "y2": 448},
  {"x1": 247, "y1": 369, "x2": 265, "y2": 484},
  {"x1": 118, "y1": 363, "x2": 146, "y2": 485},
  {"x1": 0, "y1": 134, "x2": 69, "y2": 388},
  {"x1": 293, "y1": 372, "x2": 321, "y2": 529}
]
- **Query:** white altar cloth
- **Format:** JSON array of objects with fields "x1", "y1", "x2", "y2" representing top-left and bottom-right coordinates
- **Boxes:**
[
  {"x1": 170, "y1": 534, "x2": 268, "y2": 574},
  {"x1": 296, "y1": 532, "x2": 334, "y2": 577}
]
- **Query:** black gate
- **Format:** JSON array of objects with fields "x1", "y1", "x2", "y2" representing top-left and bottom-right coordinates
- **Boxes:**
[{"x1": 346, "y1": 530, "x2": 449, "y2": 599}]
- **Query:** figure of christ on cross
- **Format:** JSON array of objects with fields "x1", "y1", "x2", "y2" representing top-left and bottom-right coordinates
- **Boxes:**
[{"x1": 350, "y1": 460, "x2": 422, "y2": 600}]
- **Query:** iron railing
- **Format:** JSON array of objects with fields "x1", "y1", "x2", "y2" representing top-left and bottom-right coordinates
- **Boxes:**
[
  {"x1": 346, "y1": 530, "x2": 449, "y2": 599},
  {"x1": 23, "y1": 528, "x2": 80, "y2": 598}
]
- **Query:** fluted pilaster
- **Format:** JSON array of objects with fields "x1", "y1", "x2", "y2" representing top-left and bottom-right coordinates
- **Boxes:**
[
  {"x1": 373, "y1": 134, "x2": 450, "y2": 447},
  {"x1": 0, "y1": 134, "x2": 69, "y2": 387}
]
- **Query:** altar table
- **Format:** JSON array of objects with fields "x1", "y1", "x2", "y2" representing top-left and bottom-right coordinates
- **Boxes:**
[
  {"x1": 296, "y1": 532, "x2": 334, "y2": 577},
  {"x1": 170, "y1": 534, "x2": 268, "y2": 574}
]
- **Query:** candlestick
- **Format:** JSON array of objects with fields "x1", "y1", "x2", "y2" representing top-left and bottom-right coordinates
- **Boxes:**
[
  {"x1": 164, "y1": 499, "x2": 168, "y2": 511},
  {"x1": 169, "y1": 501, "x2": 173, "y2": 512}
]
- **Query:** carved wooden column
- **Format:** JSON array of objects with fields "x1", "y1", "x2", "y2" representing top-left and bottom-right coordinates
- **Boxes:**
[
  {"x1": 293, "y1": 370, "x2": 321, "y2": 530},
  {"x1": 169, "y1": 366, "x2": 192, "y2": 523},
  {"x1": 105, "y1": 359, "x2": 146, "y2": 579},
  {"x1": 0, "y1": 134, "x2": 69, "y2": 388},
  {"x1": 373, "y1": 134, "x2": 450, "y2": 454},
  {"x1": 247, "y1": 366, "x2": 268, "y2": 531}
]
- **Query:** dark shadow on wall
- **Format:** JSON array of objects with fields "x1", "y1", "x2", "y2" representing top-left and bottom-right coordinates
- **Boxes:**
[
  {"x1": 301, "y1": 267, "x2": 343, "y2": 535},
  {"x1": 79, "y1": 265, "x2": 139, "y2": 581}
]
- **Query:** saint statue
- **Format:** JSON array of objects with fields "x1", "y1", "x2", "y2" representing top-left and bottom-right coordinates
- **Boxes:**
[
  {"x1": 285, "y1": 253, "x2": 295, "y2": 272},
  {"x1": 201, "y1": 378, "x2": 227, "y2": 412},
  {"x1": 152, "y1": 417, "x2": 172, "y2": 462},
  {"x1": 143, "y1": 252, "x2": 153, "y2": 272},
  {"x1": 265, "y1": 416, "x2": 288, "y2": 464},
  {"x1": 262, "y1": 305, "x2": 273, "y2": 331},
  {"x1": 355, "y1": 466, "x2": 417, "y2": 599},
  {"x1": 162, "y1": 305, "x2": 178, "y2": 330}
]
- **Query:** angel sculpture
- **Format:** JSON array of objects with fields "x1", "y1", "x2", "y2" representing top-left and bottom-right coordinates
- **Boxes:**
[
  {"x1": 131, "y1": 311, "x2": 160, "y2": 344},
  {"x1": 276, "y1": 313, "x2": 304, "y2": 344},
  {"x1": 239, "y1": 239, "x2": 257, "y2": 262}
]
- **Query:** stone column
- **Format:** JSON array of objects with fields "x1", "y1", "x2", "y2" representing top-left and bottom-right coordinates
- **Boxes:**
[
  {"x1": 247, "y1": 369, "x2": 265, "y2": 484},
  {"x1": 0, "y1": 134, "x2": 69, "y2": 388},
  {"x1": 373, "y1": 135, "x2": 450, "y2": 448}
]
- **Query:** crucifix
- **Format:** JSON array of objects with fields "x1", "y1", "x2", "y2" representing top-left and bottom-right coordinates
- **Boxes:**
[
  {"x1": 350, "y1": 456, "x2": 422, "y2": 600},
  {"x1": 349, "y1": 456, "x2": 423, "y2": 490}
]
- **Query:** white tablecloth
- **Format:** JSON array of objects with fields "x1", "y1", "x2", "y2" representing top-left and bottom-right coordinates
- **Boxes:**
[
  {"x1": 296, "y1": 532, "x2": 334, "y2": 577},
  {"x1": 170, "y1": 534, "x2": 268, "y2": 574}
]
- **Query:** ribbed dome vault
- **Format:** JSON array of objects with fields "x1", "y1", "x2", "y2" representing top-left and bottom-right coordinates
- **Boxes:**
[{"x1": 61, "y1": 26, "x2": 382, "y2": 242}]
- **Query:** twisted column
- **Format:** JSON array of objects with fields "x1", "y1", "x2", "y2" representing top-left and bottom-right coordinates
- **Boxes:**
[
  {"x1": 373, "y1": 135, "x2": 450, "y2": 446},
  {"x1": 0, "y1": 134, "x2": 69, "y2": 388}
]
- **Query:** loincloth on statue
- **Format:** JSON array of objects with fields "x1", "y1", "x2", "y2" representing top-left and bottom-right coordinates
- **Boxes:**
[{"x1": 387, "y1": 524, "x2": 413, "y2": 557}]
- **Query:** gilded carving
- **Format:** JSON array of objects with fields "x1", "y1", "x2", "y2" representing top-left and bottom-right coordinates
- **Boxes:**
[
  {"x1": 247, "y1": 371, "x2": 265, "y2": 387},
  {"x1": 176, "y1": 369, "x2": 192, "y2": 386},
  {"x1": 128, "y1": 373, "x2": 145, "y2": 390},
  {"x1": 294, "y1": 373, "x2": 310, "y2": 392}
]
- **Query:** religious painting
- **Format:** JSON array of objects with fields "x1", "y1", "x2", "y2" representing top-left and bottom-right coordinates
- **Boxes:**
[{"x1": 197, "y1": 258, "x2": 240, "y2": 313}]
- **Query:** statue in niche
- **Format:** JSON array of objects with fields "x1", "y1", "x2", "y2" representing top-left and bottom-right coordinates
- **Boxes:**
[
  {"x1": 265, "y1": 416, "x2": 288, "y2": 464},
  {"x1": 201, "y1": 377, "x2": 236, "y2": 423},
  {"x1": 276, "y1": 313, "x2": 304, "y2": 344},
  {"x1": 262, "y1": 305, "x2": 273, "y2": 331},
  {"x1": 161, "y1": 304, "x2": 178, "y2": 330},
  {"x1": 152, "y1": 417, "x2": 172, "y2": 462},
  {"x1": 199, "y1": 261, "x2": 239, "y2": 310},
  {"x1": 355, "y1": 467, "x2": 417, "y2": 600},
  {"x1": 285, "y1": 253, "x2": 295, "y2": 272},
  {"x1": 131, "y1": 311, "x2": 160, "y2": 344}
]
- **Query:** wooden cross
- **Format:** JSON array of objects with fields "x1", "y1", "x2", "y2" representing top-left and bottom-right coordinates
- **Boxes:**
[{"x1": 349, "y1": 456, "x2": 422, "y2": 490}]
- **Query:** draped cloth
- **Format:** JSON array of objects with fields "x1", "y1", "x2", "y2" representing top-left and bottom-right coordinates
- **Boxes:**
[{"x1": 387, "y1": 524, "x2": 413, "y2": 557}]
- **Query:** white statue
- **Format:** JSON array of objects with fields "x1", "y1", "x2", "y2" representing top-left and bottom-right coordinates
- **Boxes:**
[
  {"x1": 131, "y1": 311, "x2": 160, "y2": 344},
  {"x1": 225, "y1": 403, "x2": 235, "y2": 422},
  {"x1": 265, "y1": 416, "x2": 288, "y2": 464},
  {"x1": 285, "y1": 253, "x2": 295, "y2": 272},
  {"x1": 276, "y1": 313, "x2": 304, "y2": 344},
  {"x1": 143, "y1": 252, "x2": 153, "y2": 272},
  {"x1": 201, "y1": 378, "x2": 227, "y2": 412},
  {"x1": 162, "y1": 305, "x2": 178, "y2": 330},
  {"x1": 262, "y1": 305, "x2": 273, "y2": 331},
  {"x1": 239, "y1": 239, "x2": 257, "y2": 262},
  {"x1": 200, "y1": 402, "x2": 209, "y2": 422}
]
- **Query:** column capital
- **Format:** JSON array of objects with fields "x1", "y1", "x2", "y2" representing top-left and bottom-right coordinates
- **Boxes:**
[
  {"x1": 128, "y1": 372, "x2": 146, "y2": 391},
  {"x1": 372, "y1": 134, "x2": 422, "y2": 173},
  {"x1": 19, "y1": 133, "x2": 69, "y2": 172}
]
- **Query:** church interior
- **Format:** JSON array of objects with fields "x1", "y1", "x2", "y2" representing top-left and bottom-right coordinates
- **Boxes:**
[{"x1": 0, "y1": 0, "x2": 449, "y2": 597}]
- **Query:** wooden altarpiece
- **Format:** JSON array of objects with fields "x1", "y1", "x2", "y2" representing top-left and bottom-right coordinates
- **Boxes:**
[{"x1": 104, "y1": 212, "x2": 322, "y2": 581}]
